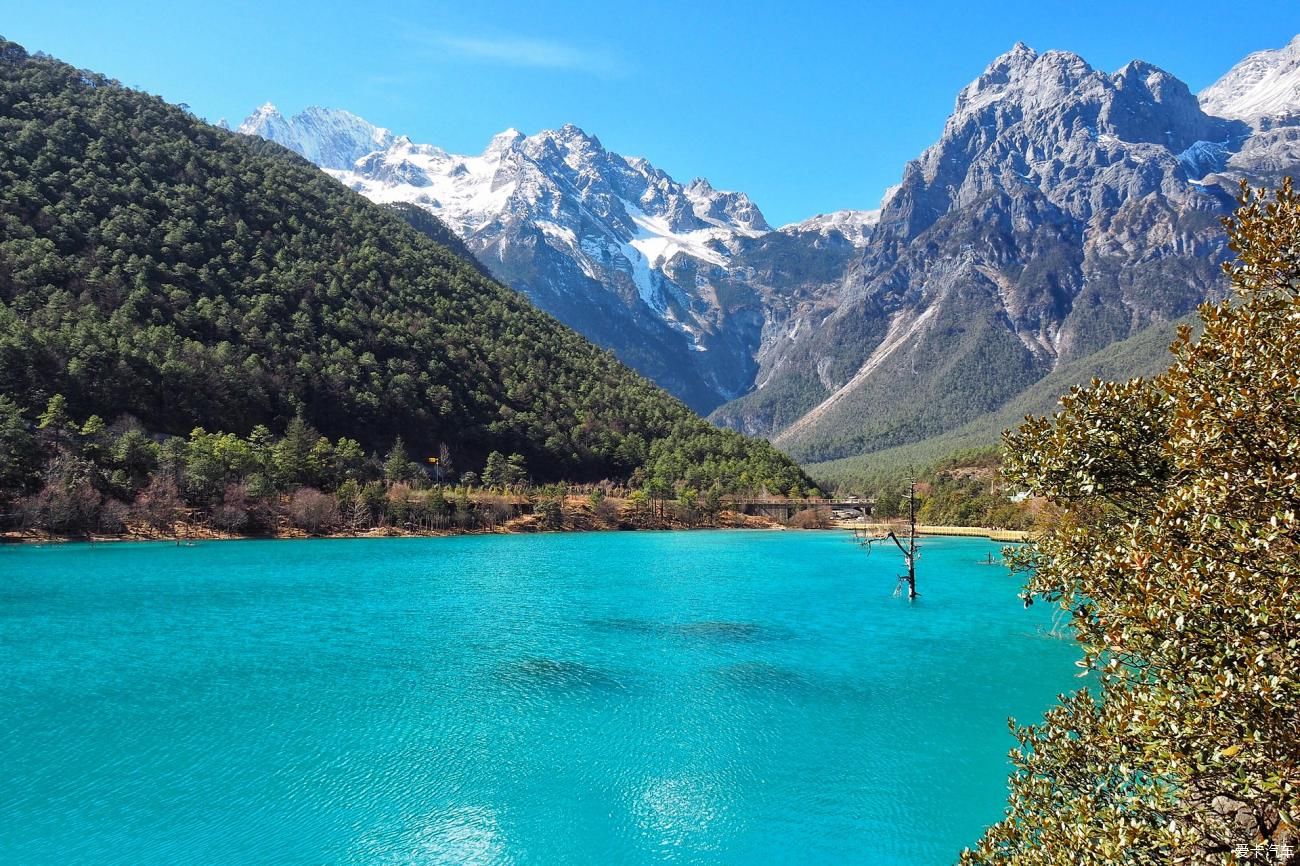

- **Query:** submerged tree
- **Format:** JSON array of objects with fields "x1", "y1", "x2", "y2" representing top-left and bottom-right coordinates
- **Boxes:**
[
  {"x1": 860, "y1": 474, "x2": 920, "y2": 600},
  {"x1": 963, "y1": 181, "x2": 1300, "y2": 864}
]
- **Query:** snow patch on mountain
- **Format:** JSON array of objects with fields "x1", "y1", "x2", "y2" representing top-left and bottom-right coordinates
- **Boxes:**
[
  {"x1": 682, "y1": 177, "x2": 770, "y2": 234},
  {"x1": 618, "y1": 234, "x2": 661, "y2": 313},
  {"x1": 241, "y1": 108, "x2": 777, "y2": 344},
  {"x1": 237, "y1": 104, "x2": 394, "y2": 170},
  {"x1": 1200, "y1": 34, "x2": 1300, "y2": 126},
  {"x1": 319, "y1": 136, "x2": 520, "y2": 236},
  {"x1": 780, "y1": 209, "x2": 880, "y2": 245},
  {"x1": 1177, "y1": 139, "x2": 1231, "y2": 180},
  {"x1": 624, "y1": 200, "x2": 728, "y2": 269},
  {"x1": 536, "y1": 220, "x2": 578, "y2": 250},
  {"x1": 238, "y1": 105, "x2": 782, "y2": 400},
  {"x1": 242, "y1": 108, "x2": 768, "y2": 284}
]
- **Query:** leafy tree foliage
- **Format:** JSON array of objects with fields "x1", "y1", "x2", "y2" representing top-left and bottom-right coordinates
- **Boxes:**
[
  {"x1": 1, "y1": 396, "x2": 622, "y2": 536},
  {"x1": 963, "y1": 181, "x2": 1300, "y2": 865},
  {"x1": 0, "y1": 38, "x2": 811, "y2": 496},
  {"x1": 534, "y1": 483, "x2": 565, "y2": 530}
]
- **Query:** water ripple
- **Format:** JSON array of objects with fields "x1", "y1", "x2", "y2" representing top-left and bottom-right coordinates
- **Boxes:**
[{"x1": 0, "y1": 532, "x2": 1081, "y2": 865}]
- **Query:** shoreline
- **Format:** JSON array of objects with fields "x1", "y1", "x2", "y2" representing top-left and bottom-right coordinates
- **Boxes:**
[
  {"x1": 0, "y1": 509, "x2": 789, "y2": 546},
  {"x1": 3, "y1": 515, "x2": 1033, "y2": 547},
  {"x1": 833, "y1": 521, "x2": 1031, "y2": 542}
]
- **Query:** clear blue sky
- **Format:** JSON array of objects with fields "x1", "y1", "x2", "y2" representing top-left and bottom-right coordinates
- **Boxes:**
[{"x1": 3, "y1": 1, "x2": 1297, "y2": 225}]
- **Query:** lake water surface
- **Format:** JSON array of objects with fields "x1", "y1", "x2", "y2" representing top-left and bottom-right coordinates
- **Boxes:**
[{"x1": 0, "y1": 530, "x2": 1079, "y2": 865}]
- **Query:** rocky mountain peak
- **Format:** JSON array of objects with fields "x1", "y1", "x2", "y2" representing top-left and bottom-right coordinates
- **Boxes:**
[
  {"x1": 484, "y1": 128, "x2": 525, "y2": 155},
  {"x1": 1005, "y1": 40, "x2": 1036, "y2": 62},
  {"x1": 879, "y1": 42, "x2": 1240, "y2": 245},
  {"x1": 237, "y1": 102, "x2": 287, "y2": 142},
  {"x1": 952, "y1": 42, "x2": 1037, "y2": 115},
  {"x1": 555, "y1": 122, "x2": 598, "y2": 143},
  {"x1": 1199, "y1": 33, "x2": 1300, "y2": 128},
  {"x1": 244, "y1": 101, "x2": 281, "y2": 125},
  {"x1": 683, "y1": 178, "x2": 770, "y2": 234},
  {"x1": 684, "y1": 177, "x2": 716, "y2": 197},
  {"x1": 522, "y1": 124, "x2": 608, "y2": 172},
  {"x1": 779, "y1": 209, "x2": 879, "y2": 245},
  {"x1": 1112, "y1": 58, "x2": 1196, "y2": 118},
  {"x1": 237, "y1": 105, "x2": 392, "y2": 170},
  {"x1": 717, "y1": 40, "x2": 1279, "y2": 462},
  {"x1": 240, "y1": 108, "x2": 784, "y2": 410},
  {"x1": 229, "y1": 35, "x2": 1300, "y2": 469},
  {"x1": 989, "y1": 41, "x2": 1038, "y2": 76},
  {"x1": 950, "y1": 45, "x2": 1107, "y2": 133}
]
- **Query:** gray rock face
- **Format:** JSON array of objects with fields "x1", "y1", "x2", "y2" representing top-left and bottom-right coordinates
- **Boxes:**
[
  {"x1": 881, "y1": 45, "x2": 1240, "y2": 244},
  {"x1": 1199, "y1": 35, "x2": 1300, "y2": 192},
  {"x1": 239, "y1": 112, "x2": 799, "y2": 413},
  {"x1": 712, "y1": 42, "x2": 1288, "y2": 464},
  {"x1": 239, "y1": 35, "x2": 1300, "y2": 464}
]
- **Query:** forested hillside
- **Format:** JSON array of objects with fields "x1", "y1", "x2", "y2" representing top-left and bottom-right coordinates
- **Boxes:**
[{"x1": 0, "y1": 38, "x2": 811, "y2": 512}]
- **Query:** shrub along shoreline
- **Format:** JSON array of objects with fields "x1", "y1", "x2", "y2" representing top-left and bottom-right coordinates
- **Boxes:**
[
  {"x1": 1, "y1": 491, "x2": 791, "y2": 544},
  {"x1": 0, "y1": 394, "x2": 824, "y2": 543}
]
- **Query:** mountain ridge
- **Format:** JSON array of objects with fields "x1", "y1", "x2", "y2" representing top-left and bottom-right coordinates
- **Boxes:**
[
  {"x1": 713, "y1": 38, "x2": 1292, "y2": 463},
  {"x1": 237, "y1": 35, "x2": 1300, "y2": 470},
  {"x1": 1199, "y1": 34, "x2": 1300, "y2": 128},
  {"x1": 0, "y1": 36, "x2": 812, "y2": 494},
  {"x1": 239, "y1": 105, "x2": 870, "y2": 413}
]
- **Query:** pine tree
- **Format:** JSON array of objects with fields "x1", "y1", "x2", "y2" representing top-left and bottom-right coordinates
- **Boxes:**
[
  {"x1": 36, "y1": 394, "x2": 73, "y2": 447},
  {"x1": 505, "y1": 453, "x2": 528, "y2": 487},
  {"x1": 384, "y1": 437, "x2": 411, "y2": 485},
  {"x1": 482, "y1": 451, "x2": 507, "y2": 489},
  {"x1": 0, "y1": 396, "x2": 37, "y2": 501},
  {"x1": 274, "y1": 415, "x2": 319, "y2": 488}
]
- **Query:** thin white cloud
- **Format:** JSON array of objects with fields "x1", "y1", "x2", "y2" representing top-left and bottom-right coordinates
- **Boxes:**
[{"x1": 411, "y1": 30, "x2": 625, "y2": 76}]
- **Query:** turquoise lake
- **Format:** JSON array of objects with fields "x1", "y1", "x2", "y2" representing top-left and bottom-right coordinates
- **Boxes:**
[{"x1": 0, "y1": 530, "x2": 1080, "y2": 865}]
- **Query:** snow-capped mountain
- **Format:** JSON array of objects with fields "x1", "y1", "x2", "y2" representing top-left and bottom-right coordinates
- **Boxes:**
[
  {"x1": 1199, "y1": 34, "x2": 1300, "y2": 128},
  {"x1": 1194, "y1": 35, "x2": 1300, "y2": 194},
  {"x1": 238, "y1": 104, "x2": 394, "y2": 170},
  {"x1": 240, "y1": 35, "x2": 1299, "y2": 467},
  {"x1": 712, "y1": 40, "x2": 1290, "y2": 463},
  {"x1": 240, "y1": 106, "x2": 794, "y2": 411},
  {"x1": 779, "y1": 209, "x2": 880, "y2": 246}
]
